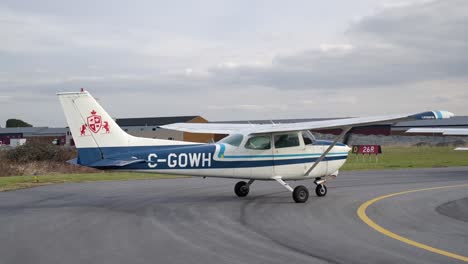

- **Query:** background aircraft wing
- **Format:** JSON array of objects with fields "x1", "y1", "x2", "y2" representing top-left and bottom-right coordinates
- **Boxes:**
[
  {"x1": 161, "y1": 110, "x2": 454, "y2": 135},
  {"x1": 406, "y1": 127, "x2": 468, "y2": 135}
]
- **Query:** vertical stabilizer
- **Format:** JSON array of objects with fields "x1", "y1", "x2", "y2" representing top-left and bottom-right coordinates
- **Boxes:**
[
  {"x1": 58, "y1": 90, "x2": 130, "y2": 149},
  {"x1": 58, "y1": 90, "x2": 193, "y2": 165}
]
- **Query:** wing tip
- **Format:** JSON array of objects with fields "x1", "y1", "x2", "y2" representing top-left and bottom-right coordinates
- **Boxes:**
[
  {"x1": 411, "y1": 110, "x2": 454, "y2": 120},
  {"x1": 433, "y1": 110, "x2": 454, "y2": 119}
]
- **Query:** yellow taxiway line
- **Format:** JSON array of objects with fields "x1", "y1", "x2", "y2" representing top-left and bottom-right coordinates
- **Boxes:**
[{"x1": 357, "y1": 184, "x2": 468, "y2": 262}]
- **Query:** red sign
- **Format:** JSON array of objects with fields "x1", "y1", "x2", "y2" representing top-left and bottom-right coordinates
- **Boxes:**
[{"x1": 352, "y1": 145, "x2": 382, "y2": 155}]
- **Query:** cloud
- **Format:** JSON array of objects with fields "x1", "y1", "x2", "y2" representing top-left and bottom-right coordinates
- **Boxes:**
[
  {"x1": 0, "y1": 95, "x2": 12, "y2": 103},
  {"x1": 206, "y1": 104, "x2": 288, "y2": 112},
  {"x1": 0, "y1": 0, "x2": 467, "y2": 126},
  {"x1": 378, "y1": 0, "x2": 435, "y2": 9},
  {"x1": 319, "y1": 44, "x2": 354, "y2": 52},
  {"x1": 206, "y1": 0, "x2": 468, "y2": 90}
]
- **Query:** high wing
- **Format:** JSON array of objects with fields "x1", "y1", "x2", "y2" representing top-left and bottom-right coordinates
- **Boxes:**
[
  {"x1": 160, "y1": 123, "x2": 256, "y2": 134},
  {"x1": 406, "y1": 128, "x2": 468, "y2": 136},
  {"x1": 161, "y1": 110, "x2": 454, "y2": 135}
]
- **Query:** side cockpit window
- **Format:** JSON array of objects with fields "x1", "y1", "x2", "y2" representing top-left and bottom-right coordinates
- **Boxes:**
[
  {"x1": 245, "y1": 135, "x2": 271, "y2": 150},
  {"x1": 218, "y1": 134, "x2": 244, "y2": 147},
  {"x1": 274, "y1": 133, "x2": 300, "y2": 148},
  {"x1": 302, "y1": 131, "x2": 316, "y2": 145}
]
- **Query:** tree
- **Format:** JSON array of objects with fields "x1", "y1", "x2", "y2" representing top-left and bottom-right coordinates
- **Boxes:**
[{"x1": 6, "y1": 119, "x2": 32, "y2": 128}]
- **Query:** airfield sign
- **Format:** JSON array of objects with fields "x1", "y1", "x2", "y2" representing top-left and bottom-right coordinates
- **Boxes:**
[{"x1": 352, "y1": 145, "x2": 382, "y2": 155}]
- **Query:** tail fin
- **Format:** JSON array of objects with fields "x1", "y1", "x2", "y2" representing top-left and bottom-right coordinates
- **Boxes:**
[
  {"x1": 58, "y1": 90, "x2": 190, "y2": 165},
  {"x1": 58, "y1": 90, "x2": 130, "y2": 149}
]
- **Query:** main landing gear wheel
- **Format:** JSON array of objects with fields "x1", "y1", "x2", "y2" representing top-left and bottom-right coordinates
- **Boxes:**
[
  {"x1": 293, "y1": 185, "x2": 309, "y2": 203},
  {"x1": 234, "y1": 181, "x2": 250, "y2": 197},
  {"x1": 315, "y1": 184, "x2": 327, "y2": 197}
]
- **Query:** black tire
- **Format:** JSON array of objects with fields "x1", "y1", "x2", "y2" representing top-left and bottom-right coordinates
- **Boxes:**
[
  {"x1": 315, "y1": 184, "x2": 327, "y2": 197},
  {"x1": 234, "y1": 181, "x2": 249, "y2": 197},
  {"x1": 293, "y1": 185, "x2": 309, "y2": 203}
]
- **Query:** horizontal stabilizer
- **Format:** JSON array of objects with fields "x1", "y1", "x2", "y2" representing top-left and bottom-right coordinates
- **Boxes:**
[{"x1": 88, "y1": 158, "x2": 146, "y2": 167}]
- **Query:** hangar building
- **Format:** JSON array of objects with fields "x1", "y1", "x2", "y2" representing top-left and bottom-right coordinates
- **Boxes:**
[
  {"x1": 0, "y1": 127, "x2": 69, "y2": 146},
  {"x1": 116, "y1": 115, "x2": 214, "y2": 143},
  {"x1": 1, "y1": 116, "x2": 467, "y2": 147}
]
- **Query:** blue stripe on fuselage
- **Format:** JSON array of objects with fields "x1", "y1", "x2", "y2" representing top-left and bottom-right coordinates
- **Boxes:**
[{"x1": 77, "y1": 144, "x2": 348, "y2": 170}]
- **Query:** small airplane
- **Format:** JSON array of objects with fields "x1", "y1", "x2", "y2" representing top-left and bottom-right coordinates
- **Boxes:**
[
  {"x1": 406, "y1": 128, "x2": 468, "y2": 150},
  {"x1": 406, "y1": 128, "x2": 468, "y2": 136},
  {"x1": 58, "y1": 90, "x2": 454, "y2": 202}
]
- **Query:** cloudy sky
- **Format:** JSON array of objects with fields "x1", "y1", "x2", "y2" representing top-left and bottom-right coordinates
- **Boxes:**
[{"x1": 1, "y1": 0, "x2": 467, "y2": 127}]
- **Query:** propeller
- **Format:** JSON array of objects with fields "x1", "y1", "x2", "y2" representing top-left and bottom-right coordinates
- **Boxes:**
[{"x1": 342, "y1": 128, "x2": 355, "y2": 145}]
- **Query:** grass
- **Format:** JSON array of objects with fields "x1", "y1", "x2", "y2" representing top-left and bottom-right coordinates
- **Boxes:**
[
  {"x1": 342, "y1": 146, "x2": 468, "y2": 171},
  {"x1": 1, "y1": 146, "x2": 467, "y2": 192},
  {"x1": 0, "y1": 172, "x2": 184, "y2": 192}
]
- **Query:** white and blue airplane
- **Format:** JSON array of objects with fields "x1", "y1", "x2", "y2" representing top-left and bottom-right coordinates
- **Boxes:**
[
  {"x1": 406, "y1": 128, "x2": 468, "y2": 136},
  {"x1": 58, "y1": 90, "x2": 454, "y2": 203},
  {"x1": 406, "y1": 128, "x2": 468, "y2": 151}
]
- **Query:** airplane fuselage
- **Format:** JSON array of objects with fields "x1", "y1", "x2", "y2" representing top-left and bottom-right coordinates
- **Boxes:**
[{"x1": 79, "y1": 139, "x2": 350, "y2": 180}]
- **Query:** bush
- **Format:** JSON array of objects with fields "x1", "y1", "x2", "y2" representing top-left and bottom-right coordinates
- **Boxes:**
[
  {"x1": 5, "y1": 141, "x2": 76, "y2": 163},
  {"x1": 452, "y1": 140, "x2": 466, "y2": 146},
  {"x1": 6, "y1": 118, "x2": 32, "y2": 128},
  {"x1": 434, "y1": 141, "x2": 467, "y2": 147},
  {"x1": 0, "y1": 142, "x2": 99, "y2": 177},
  {"x1": 413, "y1": 142, "x2": 431, "y2": 147}
]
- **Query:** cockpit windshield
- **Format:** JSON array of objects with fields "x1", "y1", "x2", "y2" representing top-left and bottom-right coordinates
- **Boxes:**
[
  {"x1": 218, "y1": 134, "x2": 244, "y2": 147},
  {"x1": 302, "y1": 131, "x2": 316, "y2": 145}
]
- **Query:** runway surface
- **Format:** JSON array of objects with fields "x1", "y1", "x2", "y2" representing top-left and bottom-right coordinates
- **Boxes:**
[{"x1": 0, "y1": 167, "x2": 467, "y2": 264}]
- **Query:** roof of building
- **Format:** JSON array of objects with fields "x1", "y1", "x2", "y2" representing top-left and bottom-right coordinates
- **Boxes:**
[
  {"x1": 116, "y1": 116, "x2": 199, "y2": 127},
  {"x1": 0, "y1": 127, "x2": 68, "y2": 136},
  {"x1": 0, "y1": 127, "x2": 45, "y2": 133},
  {"x1": 33, "y1": 127, "x2": 69, "y2": 135}
]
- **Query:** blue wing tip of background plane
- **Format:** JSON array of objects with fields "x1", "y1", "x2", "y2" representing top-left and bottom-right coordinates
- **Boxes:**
[{"x1": 411, "y1": 110, "x2": 454, "y2": 120}]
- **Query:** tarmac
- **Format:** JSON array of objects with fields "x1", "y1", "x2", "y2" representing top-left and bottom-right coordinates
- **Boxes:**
[{"x1": 0, "y1": 167, "x2": 467, "y2": 264}]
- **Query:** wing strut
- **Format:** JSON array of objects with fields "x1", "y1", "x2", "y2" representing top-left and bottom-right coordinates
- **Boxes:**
[{"x1": 304, "y1": 127, "x2": 352, "y2": 177}]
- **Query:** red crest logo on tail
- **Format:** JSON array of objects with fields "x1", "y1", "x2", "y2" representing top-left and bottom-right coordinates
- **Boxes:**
[
  {"x1": 87, "y1": 110, "x2": 102, "y2": 133},
  {"x1": 80, "y1": 124, "x2": 87, "y2": 136},
  {"x1": 103, "y1": 121, "x2": 110, "y2": 133}
]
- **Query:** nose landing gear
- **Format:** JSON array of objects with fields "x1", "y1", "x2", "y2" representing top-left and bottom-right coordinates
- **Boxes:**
[
  {"x1": 315, "y1": 184, "x2": 327, "y2": 197},
  {"x1": 314, "y1": 177, "x2": 329, "y2": 197}
]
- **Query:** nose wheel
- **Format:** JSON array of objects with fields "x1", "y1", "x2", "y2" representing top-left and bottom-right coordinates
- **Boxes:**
[
  {"x1": 315, "y1": 184, "x2": 327, "y2": 197},
  {"x1": 292, "y1": 184, "x2": 326, "y2": 203}
]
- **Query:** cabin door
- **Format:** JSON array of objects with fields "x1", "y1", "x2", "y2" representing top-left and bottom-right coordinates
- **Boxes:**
[{"x1": 273, "y1": 132, "x2": 307, "y2": 177}]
